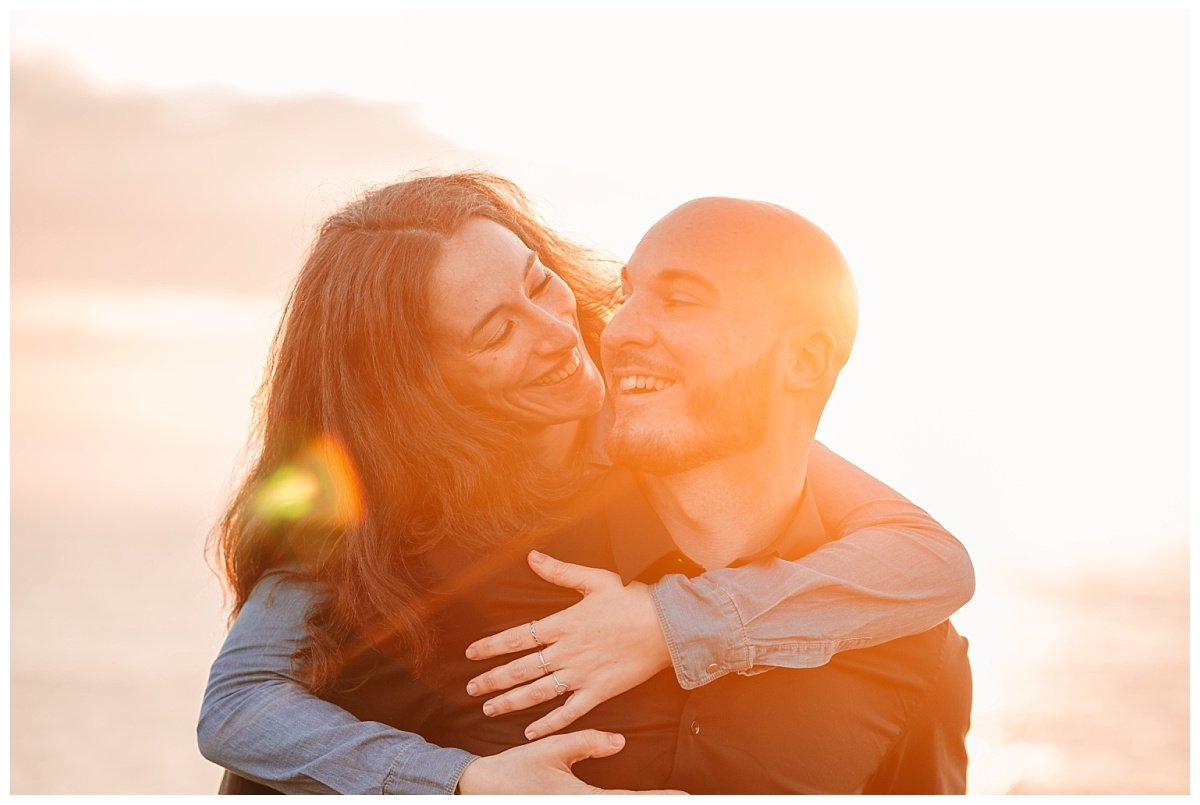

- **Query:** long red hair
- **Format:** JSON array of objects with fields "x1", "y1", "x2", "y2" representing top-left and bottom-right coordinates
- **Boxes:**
[{"x1": 211, "y1": 172, "x2": 620, "y2": 689}]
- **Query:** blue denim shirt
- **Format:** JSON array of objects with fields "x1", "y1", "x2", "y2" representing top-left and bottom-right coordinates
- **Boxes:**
[{"x1": 197, "y1": 443, "x2": 974, "y2": 794}]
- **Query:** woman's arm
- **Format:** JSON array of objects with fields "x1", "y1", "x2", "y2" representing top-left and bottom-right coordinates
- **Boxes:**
[
  {"x1": 197, "y1": 571, "x2": 475, "y2": 794},
  {"x1": 197, "y1": 572, "x2": 664, "y2": 794},
  {"x1": 653, "y1": 440, "x2": 974, "y2": 688},
  {"x1": 465, "y1": 441, "x2": 973, "y2": 738}
]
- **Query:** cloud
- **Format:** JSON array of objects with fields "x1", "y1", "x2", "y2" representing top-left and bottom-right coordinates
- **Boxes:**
[{"x1": 11, "y1": 55, "x2": 470, "y2": 295}]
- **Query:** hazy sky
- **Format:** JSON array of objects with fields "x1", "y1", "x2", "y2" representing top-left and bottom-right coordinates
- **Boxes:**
[
  {"x1": 8, "y1": 7, "x2": 1192, "y2": 794},
  {"x1": 11, "y1": 8, "x2": 1191, "y2": 571}
]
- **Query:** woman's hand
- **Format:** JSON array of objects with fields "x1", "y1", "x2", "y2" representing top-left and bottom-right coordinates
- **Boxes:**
[
  {"x1": 464, "y1": 550, "x2": 672, "y2": 740},
  {"x1": 456, "y1": 730, "x2": 684, "y2": 794}
]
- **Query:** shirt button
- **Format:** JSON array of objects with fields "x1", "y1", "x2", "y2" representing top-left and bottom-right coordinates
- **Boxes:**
[
  {"x1": 690, "y1": 720, "x2": 701, "y2": 735},
  {"x1": 706, "y1": 663, "x2": 719, "y2": 674}
]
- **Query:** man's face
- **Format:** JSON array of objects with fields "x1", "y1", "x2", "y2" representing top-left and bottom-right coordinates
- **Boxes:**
[{"x1": 601, "y1": 213, "x2": 785, "y2": 474}]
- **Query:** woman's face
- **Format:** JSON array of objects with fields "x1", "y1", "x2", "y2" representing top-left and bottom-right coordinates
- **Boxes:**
[{"x1": 427, "y1": 217, "x2": 606, "y2": 427}]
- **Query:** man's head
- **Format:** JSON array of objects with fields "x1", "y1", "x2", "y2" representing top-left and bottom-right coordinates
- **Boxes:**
[{"x1": 601, "y1": 197, "x2": 857, "y2": 474}]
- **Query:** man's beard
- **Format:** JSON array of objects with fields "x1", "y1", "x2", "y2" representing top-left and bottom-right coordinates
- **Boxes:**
[{"x1": 605, "y1": 345, "x2": 776, "y2": 475}]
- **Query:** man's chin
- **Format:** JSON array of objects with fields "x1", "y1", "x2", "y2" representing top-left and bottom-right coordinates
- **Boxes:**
[{"x1": 606, "y1": 428, "x2": 707, "y2": 475}]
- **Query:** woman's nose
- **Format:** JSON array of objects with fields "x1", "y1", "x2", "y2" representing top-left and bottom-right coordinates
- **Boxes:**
[{"x1": 531, "y1": 305, "x2": 578, "y2": 355}]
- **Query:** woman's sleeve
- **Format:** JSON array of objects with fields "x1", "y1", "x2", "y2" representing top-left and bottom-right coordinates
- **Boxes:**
[
  {"x1": 196, "y1": 572, "x2": 476, "y2": 794},
  {"x1": 648, "y1": 441, "x2": 975, "y2": 689}
]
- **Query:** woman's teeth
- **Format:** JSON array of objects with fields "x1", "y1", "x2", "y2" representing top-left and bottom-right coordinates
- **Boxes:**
[
  {"x1": 618, "y1": 375, "x2": 673, "y2": 393},
  {"x1": 534, "y1": 350, "x2": 582, "y2": 386}
]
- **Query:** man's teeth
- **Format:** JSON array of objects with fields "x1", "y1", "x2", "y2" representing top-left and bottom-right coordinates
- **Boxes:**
[
  {"x1": 618, "y1": 375, "x2": 673, "y2": 393},
  {"x1": 534, "y1": 351, "x2": 582, "y2": 386}
]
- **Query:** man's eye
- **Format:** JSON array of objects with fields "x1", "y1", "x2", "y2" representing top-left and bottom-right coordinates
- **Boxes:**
[
  {"x1": 486, "y1": 321, "x2": 514, "y2": 348},
  {"x1": 665, "y1": 294, "x2": 702, "y2": 308}
]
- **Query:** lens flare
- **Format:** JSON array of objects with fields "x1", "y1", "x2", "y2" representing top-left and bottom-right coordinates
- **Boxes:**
[{"x1": 250, "y1": 434, "x2": 364, "y2": 530}]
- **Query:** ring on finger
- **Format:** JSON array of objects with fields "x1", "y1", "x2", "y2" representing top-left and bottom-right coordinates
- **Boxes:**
[
  {"x1": 551, "y1": 672, "x2": 568, "y2": 697},
  {"x1": 529, "y1": 620, "x2": 544, "y2": 647},
  {"x1": 537, "y1": 649, "x2": 550, "y2": 675}
]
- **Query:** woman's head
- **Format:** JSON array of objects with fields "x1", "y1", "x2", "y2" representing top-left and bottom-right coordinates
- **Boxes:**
[
  {"x1": 213, "y1": 171, "x2": 619, "y2": 684},
  {"x1": 278, "y1": 172, "x2": 611, "y2": 436},
  {"x1": 428, "y1": 216, "x2": 605, "y2": 426}
]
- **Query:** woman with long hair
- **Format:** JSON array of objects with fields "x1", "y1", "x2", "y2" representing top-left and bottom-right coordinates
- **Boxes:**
[{"x1": 199, "y1": 171, "x2": 973, "y2": 793}]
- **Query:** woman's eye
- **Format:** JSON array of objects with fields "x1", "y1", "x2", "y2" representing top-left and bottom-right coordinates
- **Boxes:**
[
  {"x1": 532, "y1": 267, "x2": 555, "y2": 296},
  {"x1": 486, "y1": 321, "x2": 515, "y2": 349},
  {"x1": 665, "y1": 294, "x2": 702, "y2": 308}
]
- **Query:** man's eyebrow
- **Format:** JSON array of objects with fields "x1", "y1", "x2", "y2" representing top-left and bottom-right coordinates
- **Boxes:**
[
  {"x1": 655, "y1": 268, "x2": 719, "y2": 295},
  {"x1": 468, "y1": 251, "x2": 537, "y2": 342}
]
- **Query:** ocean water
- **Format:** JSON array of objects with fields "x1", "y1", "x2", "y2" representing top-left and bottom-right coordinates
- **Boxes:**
[{"x1": 9, "y1": 293, "x2": 1189, "y2": 794}]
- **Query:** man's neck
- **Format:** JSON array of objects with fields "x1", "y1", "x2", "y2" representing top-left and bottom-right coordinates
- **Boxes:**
[{"x1": 637, "y1": 435, "x2": 813, "y2": 569}]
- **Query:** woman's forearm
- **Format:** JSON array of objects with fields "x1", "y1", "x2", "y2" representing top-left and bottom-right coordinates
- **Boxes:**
[
  {"x1": 650, "y1": 441, "x2": 973, "y2": 689},
  {"x1": 197, "y1": 572, "x2": 475, "y2": 794}
]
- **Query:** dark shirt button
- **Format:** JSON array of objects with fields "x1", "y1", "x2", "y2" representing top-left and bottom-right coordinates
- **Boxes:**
[{"x1": 690, "y1": 720, "x2": 701, "y2": 735}]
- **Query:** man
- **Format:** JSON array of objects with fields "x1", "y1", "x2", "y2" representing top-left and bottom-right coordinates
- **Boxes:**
[{"x1": 589, "y1": 197, "x2": 972, "y2": 792}]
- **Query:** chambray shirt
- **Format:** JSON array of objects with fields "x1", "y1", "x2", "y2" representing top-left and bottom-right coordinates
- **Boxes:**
[{"x1": 197, "y1": 442, "x2": 973, "y2": 794}]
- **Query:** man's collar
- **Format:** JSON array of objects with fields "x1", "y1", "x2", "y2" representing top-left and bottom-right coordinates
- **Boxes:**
[{"x1": 600, "y1": 466, "x2": 832, "y2": 583}]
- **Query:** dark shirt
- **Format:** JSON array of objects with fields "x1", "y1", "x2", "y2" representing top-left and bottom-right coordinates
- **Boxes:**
[
  {"x1": 220, "y1": 465, "x2": 971, "y2": 794},
  {"x1": 324, "y1": 477, "x2": 683, "y2": 788},
  {"x1": 319, "y1": 467, "x2": 971, "y2": 793}
]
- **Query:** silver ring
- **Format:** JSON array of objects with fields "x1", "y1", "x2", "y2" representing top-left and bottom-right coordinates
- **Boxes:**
[
  {"x1": 537, "y1": 649, "x2": 550, "y2": 674},
  {"x1": 529, "y1": 620, "x2": 544, "y2": 647},
  {"x1": 551, "y1": 672, "x2": 568, "y2": 696}
]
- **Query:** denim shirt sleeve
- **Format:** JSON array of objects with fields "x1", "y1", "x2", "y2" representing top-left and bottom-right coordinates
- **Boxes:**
[
  {"x1": 649, "y1": 442, "x2": 975, "y2": 690},
  {"x1": 197, "y1": 572, "x2": 476, "y2": 794}
]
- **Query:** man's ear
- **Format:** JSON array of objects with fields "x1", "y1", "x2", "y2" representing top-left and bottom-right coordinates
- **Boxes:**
[{"x1": 783, "y1": 327, "x2": 837, "y2": 392}]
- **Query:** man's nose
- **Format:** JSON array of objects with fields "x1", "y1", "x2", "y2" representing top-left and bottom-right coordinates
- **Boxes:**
[{"x1": 601, "y1": 297, "x2": 653, "y2": 352}]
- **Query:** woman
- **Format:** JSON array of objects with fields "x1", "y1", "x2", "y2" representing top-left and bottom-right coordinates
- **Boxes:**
[{"x1": 199, "y1": 172, "x2": 973, "y2": 794}]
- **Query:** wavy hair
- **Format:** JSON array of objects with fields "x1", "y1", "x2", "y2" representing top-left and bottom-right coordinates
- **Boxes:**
[{"x1": 211, "y1": 172, "x2": 620, "y2": 689}]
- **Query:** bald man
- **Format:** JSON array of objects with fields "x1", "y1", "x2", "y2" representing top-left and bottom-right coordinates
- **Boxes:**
[{"x1": 579, "y1": 197, "x2": 972, "y2": 792}]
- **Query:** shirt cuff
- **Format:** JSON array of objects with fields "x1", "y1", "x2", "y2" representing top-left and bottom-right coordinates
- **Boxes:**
[
  {"x1": 649, "y1": 573, "x2": 754, "y2": 689},
  {"x1": 383, "y1": 744, "x2": 478, "y2": 795}
]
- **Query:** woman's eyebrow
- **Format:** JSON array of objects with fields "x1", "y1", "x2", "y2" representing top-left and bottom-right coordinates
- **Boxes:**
[{"x1": 467, "y1": 252, "x2": 537, "y2": 342}]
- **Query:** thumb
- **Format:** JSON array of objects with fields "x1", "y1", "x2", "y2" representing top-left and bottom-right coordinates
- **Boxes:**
[
  {"x1": 541, "y1": 730, "x2": 626, "y2": 767},
  {"x1": 528, "y1": 550, "x2": 616, "y2": 594}
]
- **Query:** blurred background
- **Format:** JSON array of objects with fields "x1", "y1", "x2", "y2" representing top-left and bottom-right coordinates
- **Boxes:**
[{"x1": 8, "y1": 7, "x2": 1190, "y2": 794}]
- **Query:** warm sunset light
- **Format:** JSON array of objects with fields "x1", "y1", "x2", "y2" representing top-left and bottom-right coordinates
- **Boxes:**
[
  {"x1": 8, "y1": 7, "x2": 1190, "y2": 796},
  {"x1": 250, "y1": 435, "x2": 365, "y2": 531}
]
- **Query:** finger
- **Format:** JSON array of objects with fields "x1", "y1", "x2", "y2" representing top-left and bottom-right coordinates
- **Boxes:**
[
  {"x1": 523, "y1": 693, "x2": 596, "y2": 741},
  {"x1": 466, "y1": 651, "x2": 547, "y2": 697},
  {"x1": 528, "y1": 550, "x2": 619, "y2": 595},
  {"x1": 481, "y1": 674, "x2": 564, "y2": 717},
  {"x1": 465, "y1": 620, "x2": 548, "y2": 661},
  {"x1": 536, "y1": 729, "x2": 626, "y2": 766}
]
